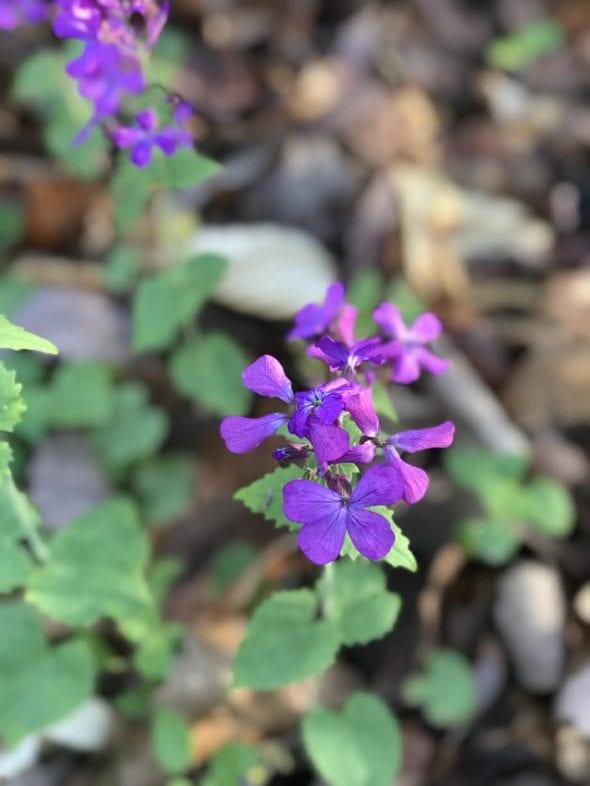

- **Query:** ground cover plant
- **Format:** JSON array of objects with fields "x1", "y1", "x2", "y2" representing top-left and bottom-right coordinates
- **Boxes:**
[{"x1": 0, "y1": 2, "x2": 588, "y2": 785}]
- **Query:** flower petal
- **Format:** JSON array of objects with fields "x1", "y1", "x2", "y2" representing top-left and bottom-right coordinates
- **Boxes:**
[
  {"x1": 384, "y1": 446, "x2": 429, "y2": 503},
  {"x1": 416, "y1": 348, "x2": 449, "y2": 376},
  {"x1": 391, "y1": 351, "x2": 421, "y2": 384},
  {"x1": 344, "y1": 386, "x2": 380, "y2": 437},
  {"x1": 298, "y1": 513, "x2": 348, "y2": 564},
  {"x1": 283, "y1": 479, "x2": 342, "y2": 526},
  {"x1": 336, "y1": 304, "x2": 358, "y2": 346},
  {"x1": 308, "y1": 419, "x2": 350, "y2": 462},
  {"x1": 220, "y1": 413, "x2": 288, "y2": 454},
  {"x1": 350, "y1": 465, "x2": 404, "y2": 508},
  {"x1": 346, "y1": 508, "x2": 395, "y2": 560},
  {"x1": 316, "y1": 393, "x2": 344, "y2": 425},
  {"x1": 242, "y1": 355, "x2": 294, "y2": 403},
  {"x1": 288, "y1": 282, "x2": 345, "y2": 340},
  {"x1": 391, "y1": 421, "x2": 455, "y2": 453},
  {"x1": 373, "y1": 302, "x2": 407, "y2": 339},
  {"x1": 409, "y1": 312, "x2": 442, "y2": 342},
  {"x1": 313, "y1": 336, "x2": 350, "y2": 369}
]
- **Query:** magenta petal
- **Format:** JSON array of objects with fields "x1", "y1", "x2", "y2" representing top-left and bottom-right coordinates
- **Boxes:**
[
  {"x1": 373, "y1": 302, "x2": 407, "y2": 339},
  {"x1": 315, "y1": 394, "x2": 344, "y2": 425},
  {"x1": 384, "y1": 447, "x2": 429, "y2": 503},
  {"x1": 220, "y1": 413, "x2": 287, "y2": 454},
  {"x1": 350, "y1": 465, "x2": 404, "y2": 508},
  {"x1": 335, "y1": 303, "x2": 358, "y2": 346},
  {"x1": 298, "y1": 515, "x2": 348, "y2": 564},
  {"x1": 391, "y1": 421, "x2": 455, "y2": 453},
  {"x1": 112, "y1": 127, "x2": 143, "y2": 149},
  {"x1": 283, "y1": 479, "x2": 342, "y2": 526},
  {"x1": 416, "y1": 348, "x2": 449, "y2": 376},
  {"x1": 130, "y1": 141, "x2": 153, "y2": 168},
  {"x1": 346, "y1": 508, "x2": 395, "y2": 560},
  {"x1": 333, "y1": 442, "x2": 376, "y2": 464},
  {"x1": 308, "y1": 420, "x2": 350, "y2": 462},
  {"x1": 344, "y1": 386, "x2": 380, "y2": 438},
  {"x1": 391, "y1": 352, "x2": 421, "y2": 384},
  {"x1": 409, "y1": 312, "x2": 442, "y2": 342},
  {"x1": 242, "y1": 355, "x2": 294, "y2": 403}
]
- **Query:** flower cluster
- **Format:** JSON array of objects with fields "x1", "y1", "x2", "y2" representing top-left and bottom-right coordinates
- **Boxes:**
[
  {"x1": 3, "y1": 0, "x2": 193, "y2": 167},
  {"x1": 220, "y1": 283, "x2": 455, "y2": 565}
]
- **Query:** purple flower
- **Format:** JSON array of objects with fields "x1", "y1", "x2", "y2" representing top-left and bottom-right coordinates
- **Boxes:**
[
  {"x1": 0, "y1": 0, "x2": 50, "y2": 28},
  {"x1": 373, "y1": 303, "x2": 449, "y2": 385},
  {"x1": 288, "y1": 282, "x2": 345, "y2": 341},
  {"x1": 289, "y1": 381, "x2": 347, "y2": 438},
  {"x1": 383, "y1": 421, "x2": 455, "y2": 503},
  {"x1": 220, "y1": 355, "x2": 294, "y2": 454},
  {"x1": 283, "y1": 465, "x2": 403, "y2": 564},
  {"x1": 53, "y1": 0, "x2": 108, "y2": 39},
  {"x1": 67, "y1": 41, "x2": 145, "y2": 119},
  {"x1": 310, "y1": 335, "x2": 384, "y2": 376},
  {"x1": 112, "y1": 107, "x2": 193, "y2": 167}
]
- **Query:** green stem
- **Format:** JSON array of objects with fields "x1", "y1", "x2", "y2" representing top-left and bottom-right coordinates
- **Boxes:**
[{"x1": 6, "y1": 475, "x2": 50, "y2": 563}]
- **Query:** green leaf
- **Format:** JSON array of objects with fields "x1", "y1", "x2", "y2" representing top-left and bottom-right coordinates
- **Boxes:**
[
  {"x1": 111, "y1": 157, "x2": 153, "y2": 230},
  {"x1": 202, "y1": 742, "x2": 261, "y2": 786},
  {"x1": 232, "y1": 589, "x2": 340, "y2": 690},
  {"x1": 0, "y1": 602, "x2": 95, "y2": 746},
  {"x1": 234, "y1": 465, "x2": 302, "y2": 531},
  {"x1": 103, "y1": 245, "x2": 142, "y2": 293},
  {"x1": 319, "y1": 559, "x2": 401, "y2": 646},
  {"x1": 134, "y1": 620, "x2": 183, "y2": 681},
  {"x1": 302, "y1": 692, "x2": 402, "y2": 786},
  {"x1": 487, "y1": 19, "x2": 564, "y2": 71},
  {"x1": 132, "y1": 455, "x2": 195, "y2": 526},
  {"x1": 0, "y1": 200, "x2": 25, "y2": 250},
  {"x1": 402, "y1": 648, "x2": 477, "y2": 728},
  {"x1": 372, "y1": 508, "x2": 417, "y2": 572},
  {"x1": 26, "y1": 498, "x2": 153, "y2": 639},
  {"x1": 516, "y1": 477, "x2": 575, "y2": 538},
  {"x1": 0, "y1": 315, "x2": 58, "y2": 354},
  {"x1": 151, "y1": 148, "x2": 222, "y2": 190},
  {"x1": 48, "y1": 361, "x2": 113, "y2": 428},
  {"x1": 92, "y1": 383, "x2": 168, "y2": 474},
  {"x1": 210, "y1": 541, "x2": 258, "y2": 596},
  {"x1": 0, "y1": 534, "x2": 33, "y2": 592},
  {"x1": 456, "y1": 516, "x2": 519, "y2": 566},
  {"x1": 444, "y1": 448, "x2": 529, "y2": 495},
  {"x1": 150, "y1": 706, "x2": 192, "y2": 775},
  {"x1": 170, "y1": 333, "x2": 252, "y2": 417},
  {"x1": 0, "y1": 363, "x2": 26, "y2": 432},
  {"x1": 347, "y1": 270, "x2": 382, "y2": 338},
  {"x1": 132, "y1": 254, "x2": 227, "y2": 352},
  {"x1": 372, "y1": 381, "x2": 397, "y2": 424}
]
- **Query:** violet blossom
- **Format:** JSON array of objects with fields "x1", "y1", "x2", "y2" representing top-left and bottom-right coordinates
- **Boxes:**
[
  {"x1": 112, "y1": 105, "x2": 193, "y2": 167},
  {"x1": 283, "y1": 465, "x2": 403, "y2": 564},
  {"x1": 288, "y1": 282, "x2": 345, "y2": 341},
  {"x1": 0, "y1": 0, "x2": 49, "y2": 28},
  {"x1": 373, "y1": 302, "x2": 449, "y2": 384}
]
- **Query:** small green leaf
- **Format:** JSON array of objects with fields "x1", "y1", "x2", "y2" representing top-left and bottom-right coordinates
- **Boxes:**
[
  {"x1": 132, "y1": 254, "x2": 227, "y2": 351},
  {"x1": 302, "y1": 692, "x2": 403, "y2": 786},
  {"x1": 456, "y1": 516, "x2": 519, "y2": 566},
  {"x1": 234, "y1": 465, "x2": 302, "y2": 531},
  {"x1": 48, "y1": 362, "x2": 113, "y2": 428},
  {"x1": 170, "y1": 333, "x2": 252, "y2": 417},
  {"x1": 26, "y1": 498, "x2": 153, "y2": 639},
  {"x1": 0, "y1": 602, "x2": 95, "y2": 746},
  {"x1": 402, "y1": 648, "x2": 477, "y2": 728},
  {"x1": 0, "y1": 534, "x2": 33, "y2": 592},
  {"x1": 371, "y1": 508, "x2": 417, "y2": 572},
  {"x1": 347, "y1": 270, "x2": 382, "y2": 338},
  {"x1": 202, "y1": 742, "x2": 261, "y2": 786},
  {"x1": 92, "y1": 383, "x2": 168, "y2": 474},
  {"x1": 319, "y1": 559, "x2": 401, "y2": 646},
  {"x1": 0, "y1": 363, "x2": 26, "y2": 432},
  {"x1": 111, "y1": 157, "x2": 153, "y2": 230},
  {"x1": 151, "y1": 148, "x2": 222, "y2": 190},
  {"x1": 134, "y1": 621, "x2": 183, "y2": 681},
  {"x1": 151, "y1": 706, "x2": 192, "y2": 775},
  {"x1": 232, "y1": 589, "x2": 340, "y2": 690},
  {"x1": 103, "y1": 245, "x2": 142, "y2": 293},
  {"x1": 445, "y1": 448, "x2": 529, "y2": 495},
  {"x1": 132, "y1": 455, "x2": 195, "y2": 526},
  {"x1": 517, "y1": 477, "x2": 575, "y2": 538},
  {"x1": 487, "y1": 19, "x2": 564, "y2": 71},
  {"x1": 0, "y1": 315, "x2": 58, "y2": 355}
]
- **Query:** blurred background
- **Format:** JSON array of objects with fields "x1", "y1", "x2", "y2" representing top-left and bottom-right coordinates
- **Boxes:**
[{"x1": 1, "y1": 1, "x2": 590, "y2": 784}]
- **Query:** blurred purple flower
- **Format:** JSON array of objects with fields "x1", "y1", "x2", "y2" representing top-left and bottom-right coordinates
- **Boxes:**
[
  {"x1": 373, "y1": 303, "x2": 449, "y2": 385},
  {"x1": 283, "y1": 465, "x2": 403, "y2": 564},
  {"x1": 0, "y1": 0, "x2": 50, "y2": 28},
  {"x1": 383, "y1": 421, "x2": 455, "y2": 503},
  {"x1": 288, "y1": 282, "x2": 345, "y2": 341},
  {"x1": 112, "y1": 106, "x2": 192, "y2": 167},
  {"x1": 311, "y1": 335, "x2": 384, "y2": 377}
]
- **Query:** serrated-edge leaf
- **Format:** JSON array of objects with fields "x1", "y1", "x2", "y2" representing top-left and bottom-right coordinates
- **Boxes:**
[{"x1": 234, "y1": 465, "x2": 302, "y2": 531}]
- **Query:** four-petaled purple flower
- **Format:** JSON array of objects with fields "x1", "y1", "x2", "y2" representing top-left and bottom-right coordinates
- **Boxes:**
[
  {"x1": 112, "y1": 106, "x2": 193, "y2": 167},
  {"x1": 383, "y1": 421, "x2": 455, "y2": 503},
  {"x1": 311, "y1": 335, "x2": 384, "y2": 377},
  {"x1": 373, "y1": 302, "x2": 449, "y2": 384},
  {"x1": 283, "y1": 465, "x2": 403, "y2": 564},
  {"x1": 288, "y1": 282, "x2": 345, "y2": 341}
]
